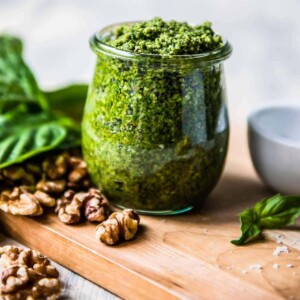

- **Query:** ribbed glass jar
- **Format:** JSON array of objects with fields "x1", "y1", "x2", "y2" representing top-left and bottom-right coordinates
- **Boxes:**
[{"x1": 82, "y1": 23, "x2": 232, "y2": 215}]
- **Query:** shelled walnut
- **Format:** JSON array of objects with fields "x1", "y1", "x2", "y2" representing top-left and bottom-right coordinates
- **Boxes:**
[
  {"x1": 84, "y1": 188, "x2": 110, "y2": 222},
  {"x1": 0, "y1": 246, "x2": 61, "y2": 300},
  {"x1": 55, "y1": 190, "x2": 85, "y2": 224},
  {"x1": 38, "y1": 153, "x2": 92, "y2": 192},
  {"x1": 0, "y1": 187, "x2": 43, "y2": 216},
  {"x1": 33, "y1": 191, "x2": 56, "y2": 208},
  {"x1": 55, "y1": 188, "x2": 110, "y2": 225},
  {"x1": 96, "y1": 209, "x2": 140, "y2": 245}
]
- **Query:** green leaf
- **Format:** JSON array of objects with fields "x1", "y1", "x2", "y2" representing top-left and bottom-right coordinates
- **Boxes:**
[
  {"x1": 0, "y1": 109, "x2": 80, "y2": 168},
  {"x1": 44, "y1": 84, "x2": 88, "y2": 123},
  {"x1": 231, "y1": 195, "x2": 300, "y2": 246},
  {"x1": 231, "y1": 208, "x2": 262, "y2": 245},
  {"x1": 0, "y1": 35, "x2": 83, "y2": 168},
  {"x1": 255, "y1": 194, "x2": 300, "y2": 228},
  {"x1": 0, "y1": 35, "x2": 48, "y2": 113}
]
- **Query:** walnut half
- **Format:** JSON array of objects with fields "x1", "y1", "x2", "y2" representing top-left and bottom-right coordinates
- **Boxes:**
[
  {"x1": 96, "y1": 209, "x2": 140, "y2": 245},
  {"x1": 55, "y1": 188, "x2": 110, "y2": 225},
  {"x1": 84, "y1": 188, "x2": 110, "y2": 222},
  {"x1": 0, "y1": 187, "x2": 43, "y2": 216}
]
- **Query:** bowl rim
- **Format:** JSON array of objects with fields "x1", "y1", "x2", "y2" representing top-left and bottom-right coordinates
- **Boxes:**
[{"x1": 248, "y1": 104, "x2": 300, "y2": 150}]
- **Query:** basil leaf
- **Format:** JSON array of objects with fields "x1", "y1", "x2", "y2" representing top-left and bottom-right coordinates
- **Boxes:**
[
  {"x1": 231, "y1": 195, "x2": 300, "y2": 246},
  {"x1": 44, "y1": 84, "x2": 88, "y2": 123},
  {"x1": 231, "y1": 208, "x2": 262, "y2": 245},
  {"x1": 0, "y1": 35, "x2": 82, "y2": 168},
  {"x1": 255, "y1": 194, "x2": 300, "y2": 228},
  {"x1": 0, "y1": 35, "x2": 48, "y2": 113},
  {"x1": 0, "y1": 109, "x2": 80, "y2": 168}
]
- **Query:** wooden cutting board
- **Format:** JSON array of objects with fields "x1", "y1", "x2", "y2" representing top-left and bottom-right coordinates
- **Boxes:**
[{"x1": 0, "y1": 125, "x2": 300, "y2": 300}]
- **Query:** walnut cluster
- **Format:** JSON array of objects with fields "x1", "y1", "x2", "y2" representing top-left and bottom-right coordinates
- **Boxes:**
[
  {"x1": 0, "y1": 151, "x2": 141, "y2": 246},
  {"x1": 96, "y1": 209, "x2": 140, "y2": 245},
  {"x1": 37, "y1": 153, "x2": 92, "y2": 193},
  {"x1": 0, "y1": 245, "x2": 61, "y2": 300},
  {"x1": 0, "y1": 152, "x2": 93, "y2": 218}
]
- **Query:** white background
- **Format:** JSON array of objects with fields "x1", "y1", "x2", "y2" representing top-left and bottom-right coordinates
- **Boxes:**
[{"x1": 0, "y1": 0, "x2": 299, "y2": 119}]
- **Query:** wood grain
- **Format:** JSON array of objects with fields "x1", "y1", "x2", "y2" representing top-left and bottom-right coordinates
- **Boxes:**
[{"x1": 0, "y1": 126, "x2": 299, "y2": 300}]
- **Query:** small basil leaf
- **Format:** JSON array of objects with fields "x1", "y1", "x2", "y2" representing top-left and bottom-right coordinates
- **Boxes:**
[
  {"x1": 231, "y1": 224, "x2": 262, "y2": 246},
  {"x1": 231, "y1": 208, "x2": 262, "y2": 245},
  {"x1": 255, "y1": 195, "x2": 300, "y2": 228},
  {"x1": 232, "y1": 194, "x2": 300, "y2": 246}
]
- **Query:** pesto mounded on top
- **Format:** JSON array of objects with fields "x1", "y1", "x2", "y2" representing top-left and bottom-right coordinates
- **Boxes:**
[
  {"x1": 107, "y1": 17, "x2": 223, "y2": 55},
  {"x1": 82, "y1": 18, "x2": 231, "y2": 214}
]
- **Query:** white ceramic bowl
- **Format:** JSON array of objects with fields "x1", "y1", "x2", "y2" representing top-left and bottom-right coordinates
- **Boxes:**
[{"x1": 248, "y1": 105, "x2": 300, "y2": 194}]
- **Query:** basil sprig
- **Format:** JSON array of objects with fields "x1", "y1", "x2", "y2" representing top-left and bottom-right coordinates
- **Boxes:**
[
  {"x1": 231, "y1": 194, "x2": 300, "y2": 245},
  {"x1": 0, "y1": 35, "x2": 88, "y2": 168}
]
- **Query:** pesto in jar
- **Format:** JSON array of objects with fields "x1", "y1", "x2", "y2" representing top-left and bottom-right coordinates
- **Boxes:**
[{"x1": 82, "y1": 18, "x2": 232, "y2": 214}]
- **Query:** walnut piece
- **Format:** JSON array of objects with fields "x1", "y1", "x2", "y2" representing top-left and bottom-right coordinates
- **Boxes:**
[
  {"x1": 1, "y1": 166, "x2": 35, "y2": 186},
  {"x1": 0, "y1": 246, "x2": 21, "y2": 268},
  {"x1": 96, "y1": 209, "x2": 140, "y2": 245},
  {"x1": 42, "y1": 153, "x2": 68, "y2": 180},
  {"x1": 0, "y1": 187, "x2": 43, "y2": 216},
  {"x1": 1, "y1": 265, "x2": 29, "y2": 293},
  {"x1": 84, "y1": 188, "x2": 110, "y2": 222},
  {"x1": 32, "y1": 277, "x2": 61, "y2": 300},
  {"x1": 67, "y1": 157, "x2": 87, "y2": 183},
  {"x1": 55, "y1": 188, "x2": 110, "y2": 225},
  {"x1": 33, "y1": 191, "x2": 55, "y2": 208},
  {"x1": 0, "y1": 246, "x2": 60, "y2": 299},
  {"x1": 36, "y1": 179, "x2": 66, "y2": 194},
  {"x1": 55, "y1": 190, "x2": 85, "y2": 224}
]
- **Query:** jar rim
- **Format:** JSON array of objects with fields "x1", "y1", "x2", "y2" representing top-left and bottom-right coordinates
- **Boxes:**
[{"x1": 90, "y1": 21, "x2": 233, "y2": 64}]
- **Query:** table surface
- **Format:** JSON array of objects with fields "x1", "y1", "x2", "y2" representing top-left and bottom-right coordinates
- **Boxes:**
[{"x1": 0, "y1": 233, "x2": 119, "y2": 300}]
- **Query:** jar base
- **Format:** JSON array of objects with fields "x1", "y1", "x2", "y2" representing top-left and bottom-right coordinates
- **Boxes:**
[{"x1": 111, "y1": 203, "x2": 194, "y2": 216}]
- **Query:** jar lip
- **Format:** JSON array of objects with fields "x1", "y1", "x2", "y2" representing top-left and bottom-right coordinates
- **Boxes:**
[{"x1": 90, "y1": 21, "x2": 232, "y2": 63}]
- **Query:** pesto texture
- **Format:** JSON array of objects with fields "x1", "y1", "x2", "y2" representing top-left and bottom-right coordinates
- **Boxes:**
[
  {"x1": 107, "y1": 17, "x2": 223, "y2": 55},
  {"x1": 82, "y1": 18, "x2": 230, "y2": 213}
]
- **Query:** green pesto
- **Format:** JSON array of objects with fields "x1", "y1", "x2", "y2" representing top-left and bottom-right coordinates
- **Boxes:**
[
  {"x1": 82, "y1": 18, "x2": 229, "y2": 213},
  {"x1": 107, "y1": 17, "x2": 223, "y2": 55}
]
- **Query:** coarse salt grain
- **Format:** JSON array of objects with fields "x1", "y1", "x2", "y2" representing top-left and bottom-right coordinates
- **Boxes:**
[
  {"x1": 287, "y1": 264, "x2": 293, "y2": 268},
  {"x1": 273, "y1": 263, "x2": 280, "y2": 269},
  {"x1": 249, "y1": 264, "x2": 263, "y2": 270},
  {"x1": 273, "y1": 246, "x2": 289, "y2": 256}
]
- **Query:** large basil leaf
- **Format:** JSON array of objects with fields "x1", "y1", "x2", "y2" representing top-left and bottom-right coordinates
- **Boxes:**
[
  {"x1": 0, "y1": 34, "x2": 83, "y2": 169},
  {"x1": 44, "y1": 84, "x2": 88, "y2": 123},
  {"x1": 0, "y1": 108, "x2": 79, "y2": 168},
  {"x1": 0, "y1": 35, "x2": 48, "y2": 113}
]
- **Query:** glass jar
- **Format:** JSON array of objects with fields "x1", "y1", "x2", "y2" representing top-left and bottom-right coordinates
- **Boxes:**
[{"x1": 82, "y1": 23, "x2": 232, "y2": 215}]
